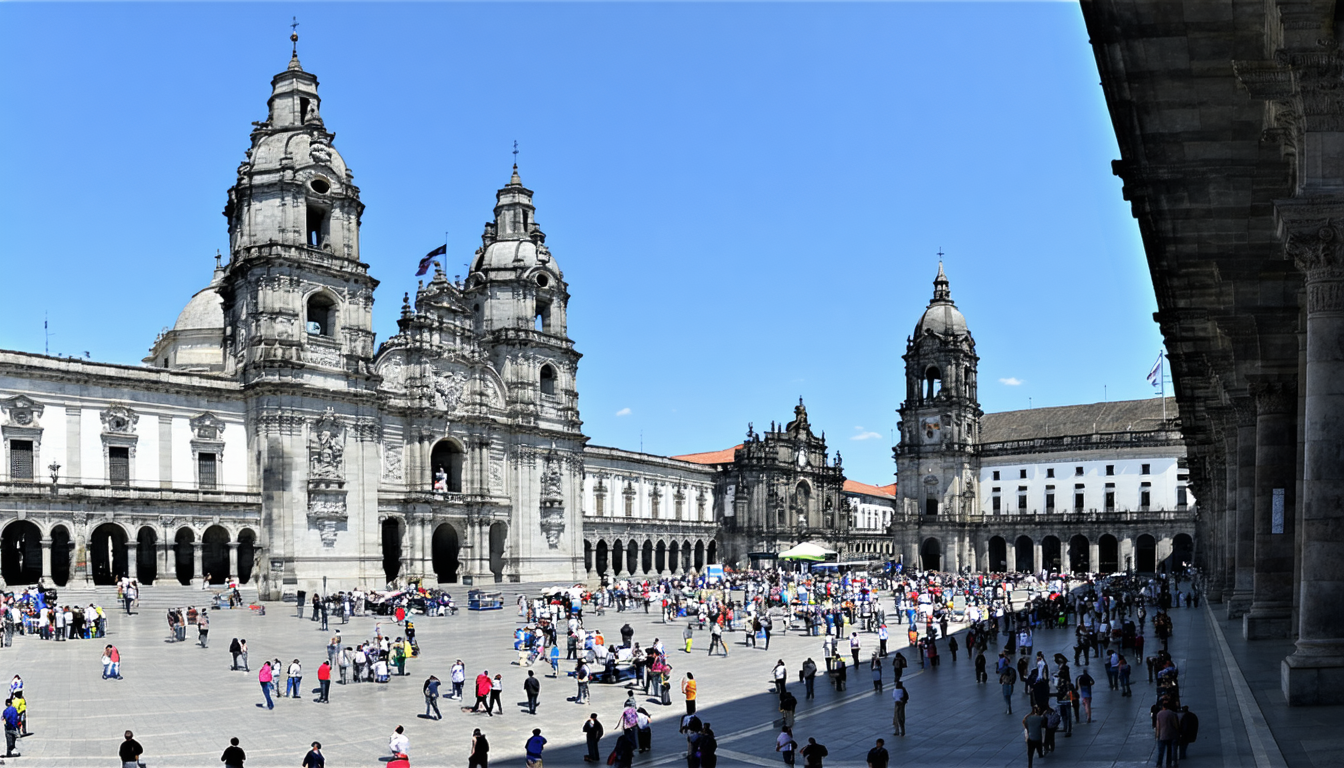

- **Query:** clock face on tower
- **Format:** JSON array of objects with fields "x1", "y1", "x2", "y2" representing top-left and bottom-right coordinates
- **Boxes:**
[
  {"x1": 922, "y1": 416, "x2": 943, "y2": 444},
  {"x1": 796, "y1": 448, "x2": 809, "y2": 468}
]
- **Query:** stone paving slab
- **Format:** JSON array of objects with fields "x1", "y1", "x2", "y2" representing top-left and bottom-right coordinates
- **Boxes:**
[{"x1": 0, "y1": 586, "x2": 1254, "y2": 766}]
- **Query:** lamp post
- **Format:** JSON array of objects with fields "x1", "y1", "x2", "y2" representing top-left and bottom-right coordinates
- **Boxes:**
[{"x1": 48, "y1": 461, "x2": 60, "y2": 494}]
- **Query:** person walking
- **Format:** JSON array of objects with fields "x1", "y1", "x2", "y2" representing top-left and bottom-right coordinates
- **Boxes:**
[
  {"x1": 525, "y1": 728, "x2": 547, "y2": 768},
  {"x1": 1177, "y1": 706, "x2": 1199, "y2": 759},
  {"x1": 221, "y1": 736, "x2": 246, "y2": 768},
  {"x1": 682, "y1": 673, "x2": 697, "y2": 715},
  {"x1": 1000, "y1": 663, "x2": 1017, "y2": 715},
  {"x1": 197, "y1": 610, "x2": 210, "y2": 648},
  {"x1": 423, "y1": 675, "x2": 443, "y2": 720},
  {"x1": 258, "y1": 662, "x2": 275, "y2": 709},
  {"x1": 316, "y1": 660, "x2": 331, "y2": 703},
  {"x1": 892, "y1": 651, "x2": 907, "y2": 684},
  {"x1": 118, "y1": 730, "x2": 143, "y2": 768},
  {"x1": 801, "y1": 658, "x2": 818, "y2": 700},
  {"x1": 230, "y1": 638, "x2": 242, "y2": 670},
  {"x1": 799, "y1": 737, "x2": 828, "y2": 768},
  {"x1": 708, "y1": 621, "x2": 727, "y2": 656},
  {"x1": 1023, "y1": 707, "x2": 1045, "y2": 768},
  {"x1": 865, "y1": 738, "x2": 889, "y2": 768},
  {"x1": 583, "y1": 713, "x2": 604, "y2": 762},
  {"x1": 576, "y1": 662, "x2": 591, "y2": 705},
  {"x1": 776, "y1": 727, "x2": 796, "y2": 766},
  {"x1": 239, "y1": 639, "x2": 250, "y2": 672},
  {"x1": 891, "y1": 682, "x2": 909, "y2": 736},
  {"x1": 489, "y1": 673, "x2": 504, "y2": 715},
  {"x1": 302, "y1": 742, "x2": 324, "y2": 768},
  {"x1": 472, "y1": 671, "x2": 493, "y2": 715},
  {"x1": 2, "y1": 699, "x2": 19, "y2": 759},
  {"x1": 451, "y1": 660, "x2": 466, "y2": 700},
  {"x1": 1154, "y1": 700, "x2": 1180, "y2": 767},
  {"x1": 524, "y1": 670, "x2": 540, "y2": 715},
  {"x1": 468, "y1": 728, "x2": 490, "y2": 768},
  {"x1": 773, "y1": 660, "x2": 788, "y2": 695},
  {"x1": 286, "y1": 659, "x2": 303, "y2": 699},
  {"x1": 1076, "y1": 669, "x2": 1094, "y2": 724}
]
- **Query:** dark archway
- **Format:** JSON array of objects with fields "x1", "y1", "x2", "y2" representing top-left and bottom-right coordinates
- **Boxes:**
[
  {"x1": 237, "y1": 529, "x2": 257, "y2": 584},
  {"x1": 1068, "y1": 534, "x2": 1089, "y2": 573},
  {"x1": 90, "y1": 523, "x2": 129, "y2": 586},
  {"x1": 1014, "y1": 535, "x2": 1034, "y2": 573},
  {"x1": 627, "y1": 540, "x2": 639, "y2": 574},
  {"x1": 1042, "y1": 535, "x2": 1062, "y2": 574},
  {"x1": 611, "y1": 539, "x2": 624, "y2": 575},
  {"x1": 174, "y1": 528, "x2": 195, "y2": 585},
  {"x1": 595, "y1": 540, "x2": 608, "y2": 576},
  {"x1": 988, "y1": 536, "x2": 1008, "y2": 573},
  {"x1": 381, "y1": 518, "x2": 403, "y2": 584},
  {"x1": 1136, "y1": 533, "x2": 1157, "y2": 573},
  {"x1": 50, "y1": 525, "x2": 71, "y2": 586},
  {"x1": 430, "y1": 440, "x2": 466, "y2": 493},
  {"x1": 432, "y1": 524, "x2": 461, "y2": 584},
  {"x1": 707, "y1": 540, "x2": 718, "y2": 564},
  {"x1": 1, "y1": 521, "x2": 42, "y2": 585},
  {"x1": 641, "y1": 541, "x2": 653, "y2": 573},
  {"x1": 655, "y1": 541, "x2": 667, "y2": 572},
  {"x1": 202, "y1": 526, "x2": 230, "y2": 583},
  {"x1": 488, "y1": 522, "x2": 507, "y2": 582},
  {"x1": 920, "y1": 537, "x2": 941, "y2": 571},
  {"x1": 682, "y1": 541, "x2": 693, "y2": 573},
  {"x1": 695, "y1": 541, "x2": 705, "y2": 571},
  {"x1": 1098, "y1": 534, "x2": 1119, "y2": 573},
  {"x1": 1168, "y1": 533, "x2": 1194, "y2": 574},
  {"x1": 136, "y1": 527, "x2": 158, "y2": 585}
]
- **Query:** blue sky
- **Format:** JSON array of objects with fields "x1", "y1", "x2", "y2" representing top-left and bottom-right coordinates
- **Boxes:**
[{"x1": 0, "y1": 2, "x2": 1161, "y2": 486}]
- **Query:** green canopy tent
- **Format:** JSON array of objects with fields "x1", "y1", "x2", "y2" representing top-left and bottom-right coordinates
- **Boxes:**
[{"x1": 778, "y1": 542, "x2": 836, "y2": 562}]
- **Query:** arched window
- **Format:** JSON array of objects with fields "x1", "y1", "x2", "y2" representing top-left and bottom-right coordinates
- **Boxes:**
[
  {"x1": 925, "y1": 366, "x2": 942, "y2": 399},
  {"x1": 306, "y1": 293, "x2": 337, "y2": 337},
  {"x1": 430, "y1": 440, "x2": 465, "y2": 493},
  {"x1": 535, "y1": 300, "x2": 551, "y2": 333},
  {"x1": 540, "y1": 364, "x2": 556, "y2": 396}
]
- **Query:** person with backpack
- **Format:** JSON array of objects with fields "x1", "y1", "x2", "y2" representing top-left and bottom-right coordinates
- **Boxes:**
[
  {"x1": 1042, "y1": 705, "x2": 1061, "y2": 753},
  {"x1": 892, "y1": 651, "x2": 907, "y2": 683},
  {"x1": 891, "y1": 682, "x2": 909, "y2": 736},
  {"x1": 999, "y1": 663, "x2": 1018, "y2": 715},
  {"x1": 1076, "y1": 669, "x2": 1095, "y2": 724},
  {"x1": 799, "y1": 737, "x2": 828, "y2": 768},
  {"x1": 775, "y1": 727, "x2": 797, "y2": 766},
  {"x1": 423, "y1": 675, "x2": 442, "y2": 720},
  {"x1": 1177, "y1": 706, "x2": 1199, "y2": 759}
]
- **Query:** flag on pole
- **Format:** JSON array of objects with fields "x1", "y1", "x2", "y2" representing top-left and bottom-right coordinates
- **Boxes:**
[
  {"x1": 1146, "y1": 352, "x2": 1163, "y2": 389},
  {"x1": 416, "y1": 244, "x2": 447, "y2": 276}
]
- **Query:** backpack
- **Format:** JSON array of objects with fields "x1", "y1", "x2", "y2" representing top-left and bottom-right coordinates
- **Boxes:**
[{"x1": 1046, "y1": 710, "x2": 1062, "y2": 729}]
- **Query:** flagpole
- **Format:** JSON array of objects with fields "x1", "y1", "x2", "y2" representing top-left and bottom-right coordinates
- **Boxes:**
[{"x1": 1161, "y1": 352, "x2": 1167, "y2": 424}]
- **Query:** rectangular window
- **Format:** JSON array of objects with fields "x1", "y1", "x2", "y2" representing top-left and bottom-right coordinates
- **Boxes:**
[
  {"x1": 109, "y1": 446, "x2": 130, "y2": 487},
  {"x1": 992, "y1": 470, "x2": 1000, "y2": 481},
  {"x1": 1141, "y1": 463, "x2": 1151, "y2": 475},
  {"x1": 1019, "y1": 469, "x2": 1027, "y2": 479},
  {"x1": 624, "y1": 496, "x2": 634, "y2": 517},
  {"x1": 595, "y1": 495, "x2": 605, "y2": 517},
  {"x1": 1074, "y1": 484, "x2": 1085, "y2": 511},
  {"x1": 1075, "y1": 466, "x2": 1084, "y2": 476},
  {"x1": 1140, "y1": 481, "x2": 1151, "y2": 509},
  {"x1": 1105, "y1": 465, "x2": 1115, "y2": 476},
  {"x1": 8, "y1": 440, "x2": 33, "y2": 482},
  {"x1": 992, "y1": 495, "x2": 1001, "y2": 513},
  {"x1": 1046, "y1": 468, "x2": 1055, "y2": 478},
  {"x1": 1017, "y1": 489, "x2": 1027, "y2": 512},
  {"x1": 198, "y1": 452, "x2": 217, "y2": 490},
  {"x1": 1104, "y1": 482, "x2": 1115, "y2": 511},
  {"x1": 1177, "y1": 487, "x2": 1188, "y2": 507},
  {"x1": 1045, "y1": 486, "x2": 1055, "y2": 511}
]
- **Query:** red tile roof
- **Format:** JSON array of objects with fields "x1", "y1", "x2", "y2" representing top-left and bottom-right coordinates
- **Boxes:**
[
  {"x1": 843, "y1": 480, "x2": 897, "y2": 498},
  {"x1": 670, "y1": 445, "x2": 742, "y2": 465}
]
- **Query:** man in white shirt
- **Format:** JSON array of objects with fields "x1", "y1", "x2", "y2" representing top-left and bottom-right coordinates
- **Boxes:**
[
  {"x1": 451, "y1": 660, "x2": 466, "y2": 700},
  {"x1": 388, "y1": 725, "x2": 409, "y2": 756}
]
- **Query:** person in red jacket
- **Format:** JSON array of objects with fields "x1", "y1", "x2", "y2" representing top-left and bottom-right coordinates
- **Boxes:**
[
  {"x1": 317, "y1": 661, "x2": 331, "y2": 703},
  {"x1": 472, "y1": 671, "x2": 493, "y2": 716}
]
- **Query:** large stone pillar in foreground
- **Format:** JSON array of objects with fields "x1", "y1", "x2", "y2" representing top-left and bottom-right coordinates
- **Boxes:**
[
  {"x1": 1226, "y1": 397, "x2": 1257, "y2": 618},
  {"x1": 1245, "y1": 376, "x2": 1297, "y2": 640},
  {"x1": 1280, "y1": 204, "x2": 1344, "y2": 704}
]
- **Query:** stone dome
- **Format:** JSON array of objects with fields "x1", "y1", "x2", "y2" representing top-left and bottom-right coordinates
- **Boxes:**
[
  {"x1": 913, "y1": 263, "x2": 969, "y2": 338},
  {"x1": 172, "y1": 272, "x2": 224, "y2": 331},
  {"x1": 478, "y1": 238, "x2": 552, "y2": 271}
]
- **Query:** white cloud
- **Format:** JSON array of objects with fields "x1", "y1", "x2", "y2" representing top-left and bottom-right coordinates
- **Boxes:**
[
  {"x1": 615, "y1": 407, "x2": 631, "y2": 417},
  {"x1": 999, "y1": 377, "x2": 1023, "y2": 386},
  {"x1": 851, "y1": 426, "x2": 882, "y2": 441}
]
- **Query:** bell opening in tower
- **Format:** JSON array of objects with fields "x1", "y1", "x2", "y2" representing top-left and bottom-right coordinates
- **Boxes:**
[
  {"x1": 430, "y1": 440, "x2": 465, "y2": 493},
  {"x1": 306, "y1": 293, "x2": 336, "y2": 337},
  {"x1": 925, "y1": 367, "x2": 942, "y2": 399},
  {"x1": 305, "y1": 202, "x2": 329, "y2": 248},
  {"x1": 299, "y1": 97, "x2": 311, "y2": 124},
  {"x1": 540, "y1": 364, "x2": 556, "y2": 396},
  {"x1": 925, "y1": 498, "x2": 938, "y2": 517}
]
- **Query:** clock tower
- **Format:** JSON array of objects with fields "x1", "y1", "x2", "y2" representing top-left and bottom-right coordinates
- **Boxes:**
[{"x1": 895, "y1": 264, "x2": 981, "y2": 570}]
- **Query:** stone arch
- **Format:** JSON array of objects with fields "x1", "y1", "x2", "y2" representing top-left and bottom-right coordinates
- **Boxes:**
[
  {"x1": 1014, "y1": 535, "x2": 1034, "y2": 573},
  {"x1": 90, "y1": 522, "x2": 130, "y2": 585},
  {"x1": 695, "y1": 540, "x2": 705, "y2": 570},
  {"x1": 655, "y1": 540, "x2": 667, "y2": 572},
  {"x1": 488, "y1": 521, "x2": 507, "y2": 582},
  {"x1": 1135, "y1": 533, "x2": 1157, "y2": 573},
  {"x1": 584, "y1": 539, "x2": 593, "y2": 573},
  {"x1": 430, "y1": 438, "x2": 466, "y2": 493},
  {"x1": 237, "y1": 528, "x2": 257, "y2": 584},
  {"x1": 682, "y1": 541, "x2": 693, "y2": 573},
  {"x1": 50, "y1": 524, "x2": 72, "y2": 586},
  {"x1": 136, "y1": 526, "x2": 158, "y2": 584},
  {"x1": 641, "y1": 540, "x2": 653, "y2": 574},
  {"x1": 627, "y1": 540, "x2": 638, "y2": 574},
  {"x1": 173, "y1": 527, "x2": 196, "y2": 585},
  {"x1": 1068, "y1": 534, "x2": 1089, "y2": 573},
  {"x1": 1169, "y1": 533, "x2": 1194, "y2": 574},
  {"x1": 611, "y1": 538, "x2": 624, "y2": 575},
  {"x1": 1042, "y1": 535, "x2": 1062, "y2": 573},
  {"x1": 920, "y1": 537, "x2": 941, "y2": 571},
  {"x1": 707, "y1": 540, "x2": 718, "y2": 564},
  {"x1": 988, "y1": 536, "x2": 1008, "y2": 572},
  {"x1": 0, "y1": 520, "x2": 42, "y2": 585},
  {"x1": 432, "y1": 523, "x2": 461, "y2": 584},
  {"x1": 381, "y1": 517, "x2": 404, "y2": 585},
  {"x1": 595, "y1": 540, "x2": 608, "y2": 576},
  {"x1": 202, "y1": 525, "x2": 230, "y2": 583},
  {"x1": 304, "y1": 288, "x2": 340, "y2": 337},
  {"x1": 1098, "y1": 534, "x2": 1119, "y2": 573}
]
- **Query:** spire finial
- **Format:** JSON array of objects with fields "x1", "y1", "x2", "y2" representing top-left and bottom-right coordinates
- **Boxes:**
[
  {"x1": 287, "y1": 17, "x2": 303, "y2": 71},
  {"x1": 215, "y1": 249, "x2": 223, "y2": 270}
]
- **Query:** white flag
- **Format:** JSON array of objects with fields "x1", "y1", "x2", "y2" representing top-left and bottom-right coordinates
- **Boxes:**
[{"x1": 1146, "y1": 353, "x2": 1163, "y2": 389}]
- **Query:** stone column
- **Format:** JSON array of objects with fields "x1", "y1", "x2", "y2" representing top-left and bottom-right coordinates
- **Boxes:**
[
  {"x1": 125, "y1": 541, "x2": 138, "y2": 582},
  {"x1": 192, "y1": 541, "x2": 204, "y2": 580},
  {"x1": 1281, "y1": 209, "x2": 1344, "y2": 704},
  {"x1": 1088, "y1": 541, "x2": 1099, "y2": 575},
  {"x1": 1121, "y1": 536, "x2": 1134, "y2": 574},
  {"x1": 1206, "y1": 455, "x2": 1228, "y2": 602},
  {"x1": 1006, "y1": 542, "x2": 1017, "y2": 573},
  {"x1": 1032, "y1": 542, "x2": 1042, "y2": 575},
  {"x1": 1222, "y1": 426, "x2": 1239, "y2": 597},
  {"x1": 1245, "y1": 377, "x2": 1297, "y2": 640},
  {"x1": 161, "y1": 541, "x2": 174, "y2": 582},
  {"x1": 39, "y1": 538, "x2": 52, "y2": 582},
  {"x1": 1226, "y1": 396, "x2": 1257, "y2": 618},
  {"x1": 228, "y1": 542, "x2": 239, "y2": 582}
]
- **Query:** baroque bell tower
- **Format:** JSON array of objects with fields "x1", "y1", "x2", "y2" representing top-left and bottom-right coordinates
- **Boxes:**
[{"x1": 895, "y1": 264, "x2": 980, "y2": 571}]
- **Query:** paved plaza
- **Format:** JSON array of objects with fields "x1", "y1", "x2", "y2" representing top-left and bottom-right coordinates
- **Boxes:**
[{"x1": 0, "y1": 584, "x2": 1330, "y2": 767}]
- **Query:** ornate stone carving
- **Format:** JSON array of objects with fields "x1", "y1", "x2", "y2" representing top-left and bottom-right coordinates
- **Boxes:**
[
  {"x1": 381, "y1": 442, "x2": 403, "y2": 482},
  {"x1": 434, "y1": 370, "x2": 468, "y2": 412},
  {"x1": 0, "y1": 395, "x2": 43, "y2": 428},
  {"x1": 307, "y1": 493, "x2": 347, "y2": 548},
  {"x1": 1229, "y1": 396, "x2": 1258, "y2": 428},
  {"x1": 539, "y1": 502, "x2": 565, "y2": 549},
  {"x1": 99, "y1": 404, "x2": 138, "y2": 434},
  {"x1": 1250, "y1": 378, "x2": 1298, "y2": 415},
  {"x1": 541, "y1": 454, "x2": 563, "y2": 502},
  {"x1": 305, "y1": 343, "x2": 342, "y2": 368},
  {"x1": 309, "y1": 408, "x2": 345, "y2": 481},
  {"x1": 190, "y1": 412, "x2": 225, "y2": 441},
  {"x1": 310, "y1": 140, "x2": 332, "y2": 165}
]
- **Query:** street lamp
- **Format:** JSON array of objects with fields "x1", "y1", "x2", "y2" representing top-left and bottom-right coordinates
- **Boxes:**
[{"x1": 48, "y1": 461, "x2": 60, "y2": 484}]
